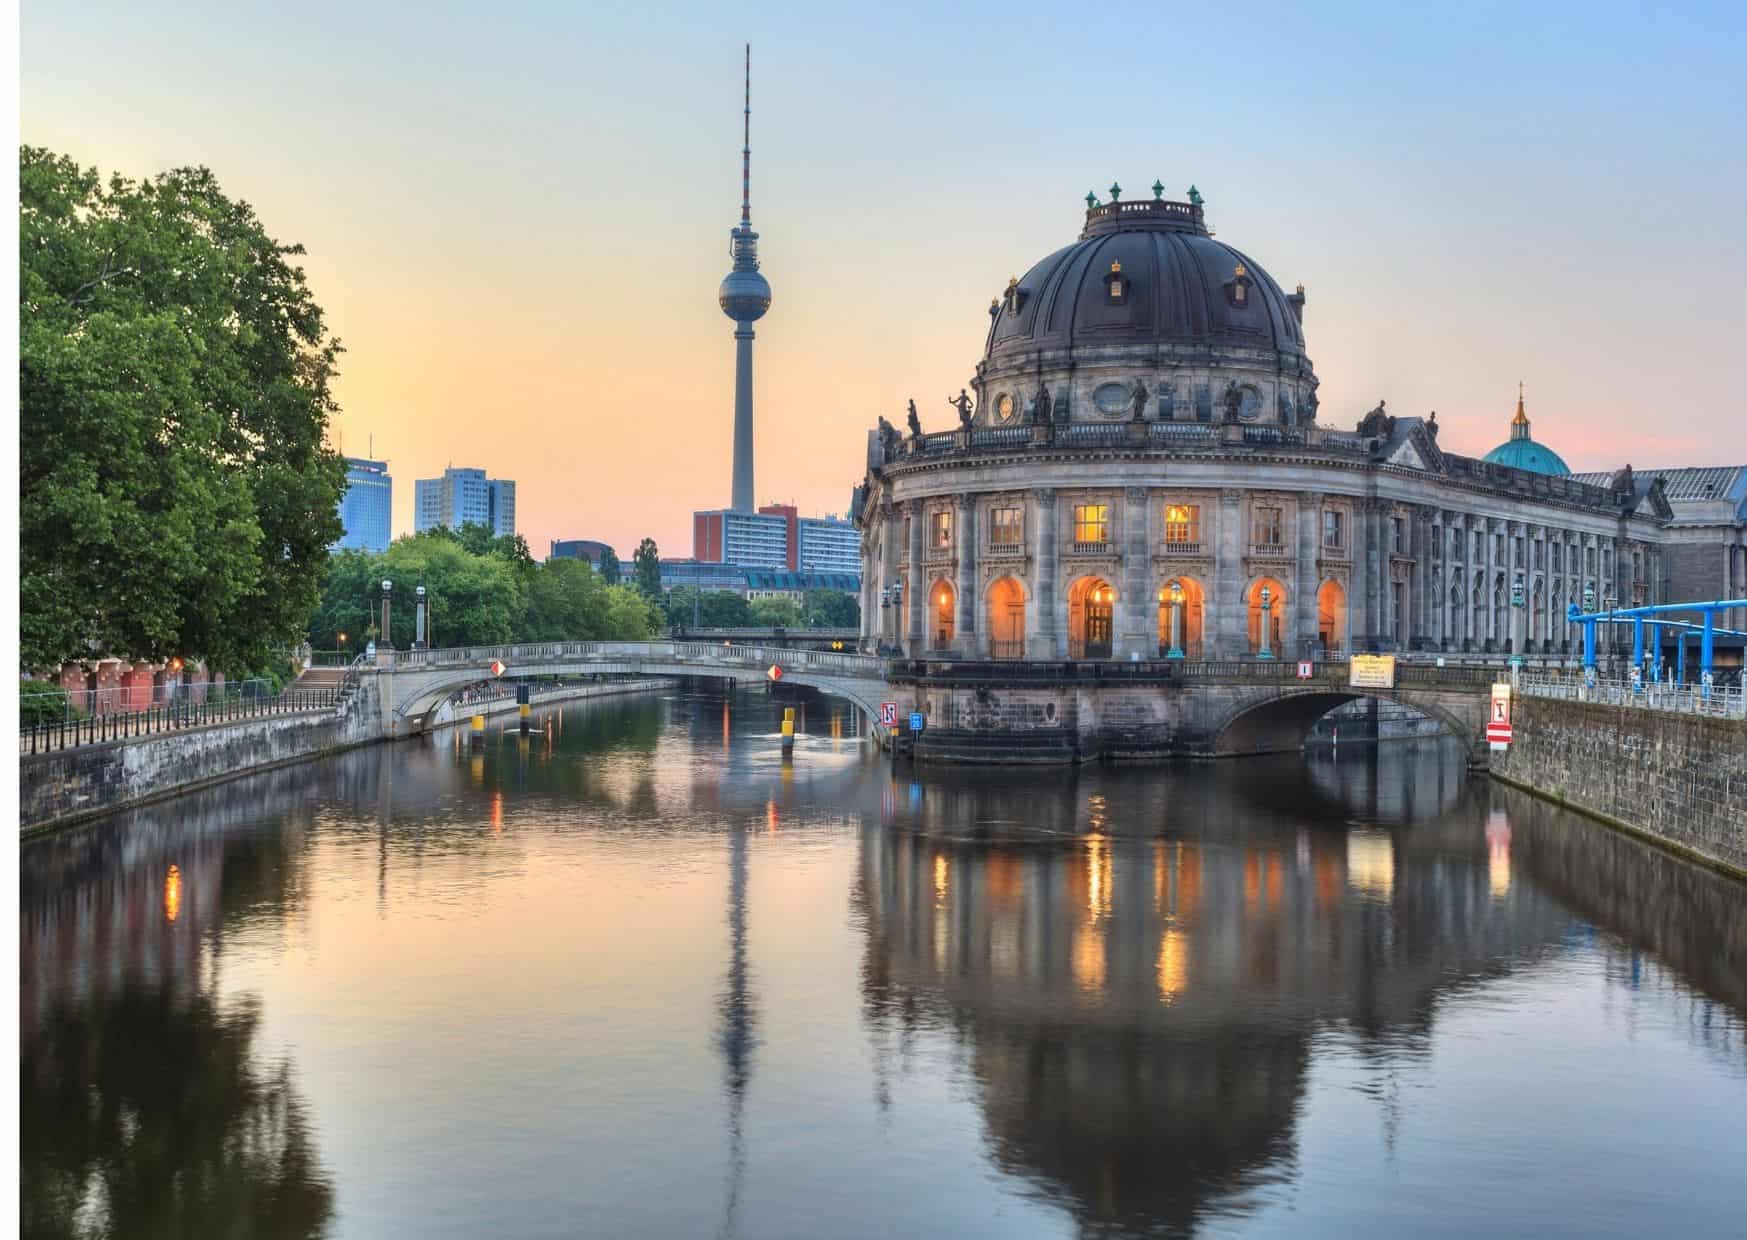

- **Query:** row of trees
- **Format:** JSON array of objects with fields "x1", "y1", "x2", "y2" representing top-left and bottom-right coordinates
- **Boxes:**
[
  {"x1": 307, "y1": 526, "x2": 662, "y2": 650},
  {"x1": 20, "y1": 148, "x2": 347, "y2": 674},
  {"x1": 661, "y1": 587, "x2": 859, "y2": 630}
]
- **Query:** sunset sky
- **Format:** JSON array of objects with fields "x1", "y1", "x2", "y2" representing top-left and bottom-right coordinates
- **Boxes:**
[{"x1": 23, "y1": 1, "x2": 1747, "y2": 558}]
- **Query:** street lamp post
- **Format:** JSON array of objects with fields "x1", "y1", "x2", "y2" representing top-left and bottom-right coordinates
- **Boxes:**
[
  {"x1": 380, "y1": 579, "x2": 393, "y2": 653},
  {"x1": 1258, "y1": 584, "x2": 1275, "y2": 660},
  {"x1": 414, "y1": 584, "x2": 428, "y2": 650},
  {"x1": 1167, "y1": 580, "x2": 1185, "y2": 659}
]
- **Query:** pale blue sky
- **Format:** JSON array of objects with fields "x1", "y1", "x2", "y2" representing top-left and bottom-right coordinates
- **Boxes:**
[{"x1": 24, "y1": 0, "x2": 1747, "y2": 552}]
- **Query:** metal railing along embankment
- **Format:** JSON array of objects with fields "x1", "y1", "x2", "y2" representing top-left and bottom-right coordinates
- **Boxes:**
[{"x1": 20, "y1": 687, "x2": 341, "y2": 755}]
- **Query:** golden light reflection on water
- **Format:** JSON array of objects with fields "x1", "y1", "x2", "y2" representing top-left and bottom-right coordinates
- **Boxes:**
[
  {"x1": 1487, "y1": 810, "x2": 1513, "y2": 898},
  {"x1": 1072, "y1": 924, "x2": 1106, "y2": 993},
  {"x1": 1347, "y1": 830, "x2": 1395, "y2": 899},
  {"x1": 933, "y1": 853, "x2": 949, "y2": 904},
  {"x1": 163, "y1": 865, "x2": 181, "y2": 924},
  {"x1": 1084, "y1": 836, "x2": 1111, "y2": 922},
  {"x1": 1157, "y1": 927, "x2": 1188, "y2": 1003},
  {"x1": 491, "y1": 791, "x2": 503, "y2": 835}
]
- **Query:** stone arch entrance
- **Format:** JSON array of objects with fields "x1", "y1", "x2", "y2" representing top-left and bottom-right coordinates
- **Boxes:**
[
  {"x1": 931, "y1": 579, "x2": 956, "y2": 650},
  {"x1": 987, "y1": 577, "x2": 1026, "y2": 658},
  {"x1": 1156, "y1": 576, "x2": 1206, "y2": 657},
  {"x1": 1067, "y1": 576, "x2": 1116, "y2": 659},
  {"x1": 1317, "y1": 579, "x2": 1347, "y2": 653},
  {"x1": 1246, "y1": 577, "x2": 1288, "y2": 657}
]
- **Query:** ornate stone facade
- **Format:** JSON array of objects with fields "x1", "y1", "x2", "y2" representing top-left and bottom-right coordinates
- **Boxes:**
[{"x1": 854, "y1": 191, "x2": 1681, "y2": 662}]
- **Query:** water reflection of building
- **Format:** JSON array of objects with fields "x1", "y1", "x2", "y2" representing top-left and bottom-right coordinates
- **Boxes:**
[{"x1": 852, "y1": 758, "x2": 1577, "y2": 1234}]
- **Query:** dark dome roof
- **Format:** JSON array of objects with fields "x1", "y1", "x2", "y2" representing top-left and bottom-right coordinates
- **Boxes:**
[{"x1": 984, "y1": 198, "x2": 1306, "y2": 367}]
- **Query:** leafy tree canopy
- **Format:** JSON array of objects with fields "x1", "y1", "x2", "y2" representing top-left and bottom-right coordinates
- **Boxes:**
[
  {"x1": 632, "y1": 538, "x2": 662, "y2": 598},
  {"x1": 750, "y1": 596, "x2": 804, "y2": 628},
  {"x1": 19, "y1": 147, "x2": 346, "y2": 673},
  {"x1": 306, "y1": 533, "x2": 660, "y2": 649}
]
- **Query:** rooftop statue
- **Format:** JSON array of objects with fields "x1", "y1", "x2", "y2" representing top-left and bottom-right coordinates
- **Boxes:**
[
  {"x1": 1130, "y1": 380, "x2": 1149, "y2": 422},
  {"x1": 949, "y1": 388, "x2": 974, "y2": 428},
  {"x1": 1033, "y1": 381, "x2": 1052, "y2": 426},
  {"x1": 906, "y1": 400, "x2": 922, "y2": 439}
]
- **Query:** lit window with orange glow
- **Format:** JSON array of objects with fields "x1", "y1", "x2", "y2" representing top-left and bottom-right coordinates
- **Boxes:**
[
  {"x1": 1073, "y1": 504, "x2": 1110, "y2": 543},
  {"x1": 1163, "y1": 503, "x2": 1199, "y2": 543},
  {"x1": 929, "y1": 509, "x2": 953, "y2": 549}
]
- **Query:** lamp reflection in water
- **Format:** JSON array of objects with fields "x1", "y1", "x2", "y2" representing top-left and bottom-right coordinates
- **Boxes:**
[
  {"x1": 1346, "y1": 829, "x2": 1395, "y2": 899},
  {"x1": 1486, "y1": 809, "x2": 1513, "y2": 899},
  {"x1": 163, "y1": 864, "x2": 182, "y2": 924},
  {"x1": 1157, "y1": 928, "x2": 1189, "y2": 1003}
]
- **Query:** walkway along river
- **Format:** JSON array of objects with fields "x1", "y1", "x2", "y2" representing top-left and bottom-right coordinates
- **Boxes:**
[{"x1": 18, "y1": 686, "x2": 1747, "y2": 1238}]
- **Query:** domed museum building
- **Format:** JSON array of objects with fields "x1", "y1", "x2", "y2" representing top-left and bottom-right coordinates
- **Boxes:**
[{"x1": 852, "y1": 186, "x2": 1702, "y2": 666}]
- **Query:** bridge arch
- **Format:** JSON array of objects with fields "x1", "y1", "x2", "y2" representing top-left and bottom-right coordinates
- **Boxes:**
[
  {"x1": 380, "y1": 642, "x2": 894, "y2": 737},
  {"x1": 1209, "y1": 687, "x2": 1476, "y2": 758}
]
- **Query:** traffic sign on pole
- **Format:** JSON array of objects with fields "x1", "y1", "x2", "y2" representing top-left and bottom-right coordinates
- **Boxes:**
[
  {"x1": 767, "y1": 664, "x2": 783, "y2": 681},
  {"x1": 1296, "y1": 660, "x2": 1313, "y2": 679},
  {"x1": 489, "y1": 660, "x2": 506, "y2": 677},
  {"x1": 908, "y1": 711, "x2": 926, "y2": 733},
  {"x1": 879, "y1": 702, "x2": 898, "y2": 727},
  {"x1": 1487, "y1": 682, "x2": 1513, "y2": 748}
]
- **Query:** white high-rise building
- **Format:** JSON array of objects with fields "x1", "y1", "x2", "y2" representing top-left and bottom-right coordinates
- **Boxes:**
[{"x1": 413, "y1": 467, "x2": 516, "y2": 538}]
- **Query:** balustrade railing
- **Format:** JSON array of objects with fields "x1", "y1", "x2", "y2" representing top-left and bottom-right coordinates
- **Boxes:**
[
  {"x1": 1517, "y1": 673, "x2": 1746, "y2": 719},
  {"x1": 20, "y1": 687, "x2": 340, "y2": 756},
  {"x1": 1161, "y1": 540, "x2": 1203, "y2": 556},
  {"x1": 1248, "y1": 542, "x2": 1291, "y2": 558},
  {"x1": 985, "y1": 540, "x2": 1025, "y2": 555},
  {"x1": 1070, "y1": 540, "x2": 1114, "y2": 556}
]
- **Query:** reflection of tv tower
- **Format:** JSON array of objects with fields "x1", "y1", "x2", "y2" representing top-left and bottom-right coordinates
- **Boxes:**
[{"x1": 715, "y1": 819, "x2": 758, "y2": 1234}]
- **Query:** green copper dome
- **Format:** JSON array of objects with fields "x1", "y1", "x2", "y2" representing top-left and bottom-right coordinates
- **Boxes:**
[{"x1": 1482, "y1": 387, "x2": 1570, "y2": 476}]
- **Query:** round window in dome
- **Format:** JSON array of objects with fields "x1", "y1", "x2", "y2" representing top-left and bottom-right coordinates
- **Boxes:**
[
  {"x1": 1093, "y1": 382, "x2": 1130, "y2": 417},
  {"x1": 994, "y1": 393, "x2": 1016, "y2": 424}
]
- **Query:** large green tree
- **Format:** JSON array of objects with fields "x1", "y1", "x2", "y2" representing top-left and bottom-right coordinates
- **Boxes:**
[
  {"x1": 801, "y1": 588, "x2": 861, "y2": 629},
  {"x1": 19, "y1": 148, "x2": 346, "y2": 672},
  {"x1": 632, "y1": 537, "x2": 662, "y2": 598}
]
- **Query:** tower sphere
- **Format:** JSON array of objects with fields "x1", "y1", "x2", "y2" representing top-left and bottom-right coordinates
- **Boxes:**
[{"x1": 719, "y1": 258, "x2": 771, "y2": 323}]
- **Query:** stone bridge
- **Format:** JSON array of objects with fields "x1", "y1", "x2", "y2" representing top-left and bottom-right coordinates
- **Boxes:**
[
  {"x1": 363, "y1": 642, "x2": 1499, "y2": 763},
  {"x1": 367, "y1": 641, "x2": 900, "y2": 737}
]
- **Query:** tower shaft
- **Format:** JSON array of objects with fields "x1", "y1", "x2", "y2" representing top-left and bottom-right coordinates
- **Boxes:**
[{"x1": 732, "y1": 324, "x2": 755, "y2": 512}]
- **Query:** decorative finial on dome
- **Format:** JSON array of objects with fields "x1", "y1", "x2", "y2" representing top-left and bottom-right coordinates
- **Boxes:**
[
  {"x1": 1511, "y1": 382, "x2": 1531, "y2": 440},
  {"x1": 1187, "y1": 184, "x2": 1203, "y2": 207},
  {"x1": 1152, "y1": 179, "x2": 1164, "y2": 200},
  {"x1": 1109, "y1": 181, "x2": 1122, "y2": 202},
  {"x1": 1085, "y1": 190, "x2": 1099, "y2": 209}
]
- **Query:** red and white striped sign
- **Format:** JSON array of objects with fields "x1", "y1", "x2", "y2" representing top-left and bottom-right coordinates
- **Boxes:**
[{"x1": 1487, "y1": 682, "x2": 1513, "y2": 746}]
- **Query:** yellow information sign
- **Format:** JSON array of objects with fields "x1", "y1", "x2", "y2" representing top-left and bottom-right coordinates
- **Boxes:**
[{"x1": 1349, "y1": 654, "x2": 1397, "y2": 689}]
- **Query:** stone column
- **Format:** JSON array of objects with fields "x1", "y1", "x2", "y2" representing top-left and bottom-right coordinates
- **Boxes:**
[
  {"x1": 1119, "y1": 487, "x2": 1151, "y2": 658},
  {"x1": 906, "y1": 501, "x2": 925, "y2": 657},
  {"x1": 955, "y1": 494, "x2": 978, "y2": 656},
  {"x1": 1294, "y1": 492, "x2": 1321, "y2": 658},
  {"x1": 1363, "y1": 499, "x2": 1383, "y2": 649},
  {"x1": 1408, "y1": 507, "x2": 1426, "y2": 651},
  {"x1": 1029, "y1": 489, "x2": 1060, "y2": 658},
  {"x1": 881, "y1": 502, "x2": 902, "y2": 651},
  {"x1": 1215, "y1": 489, "x2": 1246, "y2": 657},
  {"x1": 1484, "y1": 517, "x2": 1499, "y2": 650}
]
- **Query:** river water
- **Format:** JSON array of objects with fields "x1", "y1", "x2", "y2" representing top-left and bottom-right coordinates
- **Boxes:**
[{"x1": 19, "y1": 687, "x2": 1747, "y2": 1238}]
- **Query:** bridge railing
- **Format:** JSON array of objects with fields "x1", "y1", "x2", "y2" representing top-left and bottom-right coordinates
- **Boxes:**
[
  {"x1": 1518, "y1": 673, "x2": 1747, "y2": 719},
  {"x1": 886, "y1": 656, "x2": 1496, "y2": 691},
  {"x1": 386, "y1": 641, "x2": 882, "y2": 678}
]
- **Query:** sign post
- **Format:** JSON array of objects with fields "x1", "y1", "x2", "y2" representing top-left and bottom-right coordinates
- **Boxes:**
[
  {"x1": 908, "y1": 711, "x2": 926, "y2": 735},
  {"x1": 1349, "y1": 654, "x2": 1396, "y2": 689},
  {"x1": 879, "y1": 702, "x2": 898, "y2": 728},
  {"x1": 1487, "y1": 682, "x2": 1513, "y2": 749},
  {"x1": 1296, "y1": 660, "x2": 1314, "y2": 680}
]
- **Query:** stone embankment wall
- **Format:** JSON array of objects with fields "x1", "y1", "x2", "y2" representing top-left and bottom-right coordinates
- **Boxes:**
[
  {"x1": 1490, "y1": 694, "x2": 1747, "y2": 878},
  {"x1": 20, "y1": 679, "x2": 664, "y2": 836}
]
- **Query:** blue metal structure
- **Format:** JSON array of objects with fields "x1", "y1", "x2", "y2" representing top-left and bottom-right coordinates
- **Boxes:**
[{"x1": 1564, "y1": 598, "x2": 1747, "y2": 685}]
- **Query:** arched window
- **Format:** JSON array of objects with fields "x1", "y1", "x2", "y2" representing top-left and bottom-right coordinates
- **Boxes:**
[
  {"x1": 1068, "y1": 577, "x2": 1116, "y2": 659},
  {"x1": 1156, "y1": 577, "x2": 1205, "y2": 657},
  {"x1": 931, "y1": 581, "x2": 956, "y2": 650},
  {"x1": 1246, "y1": 578, "x2": 1288, "y2": 656},
  {"x1": 1317, "y1": 580, "x2": 1348, "y2": 653},
  {"x1": 987, "y1": 578, "x2": 1025, "y2": 659}
]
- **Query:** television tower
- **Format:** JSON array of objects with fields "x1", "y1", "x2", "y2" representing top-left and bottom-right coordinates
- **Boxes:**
[{"x1": 717, "y1": 43, "x2": 770, "y2": 513}]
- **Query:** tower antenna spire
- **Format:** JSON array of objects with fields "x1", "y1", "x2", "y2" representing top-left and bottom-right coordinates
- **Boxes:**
[{"x1": 741, "y1": 43, "x2": 752, "y2": 225}]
